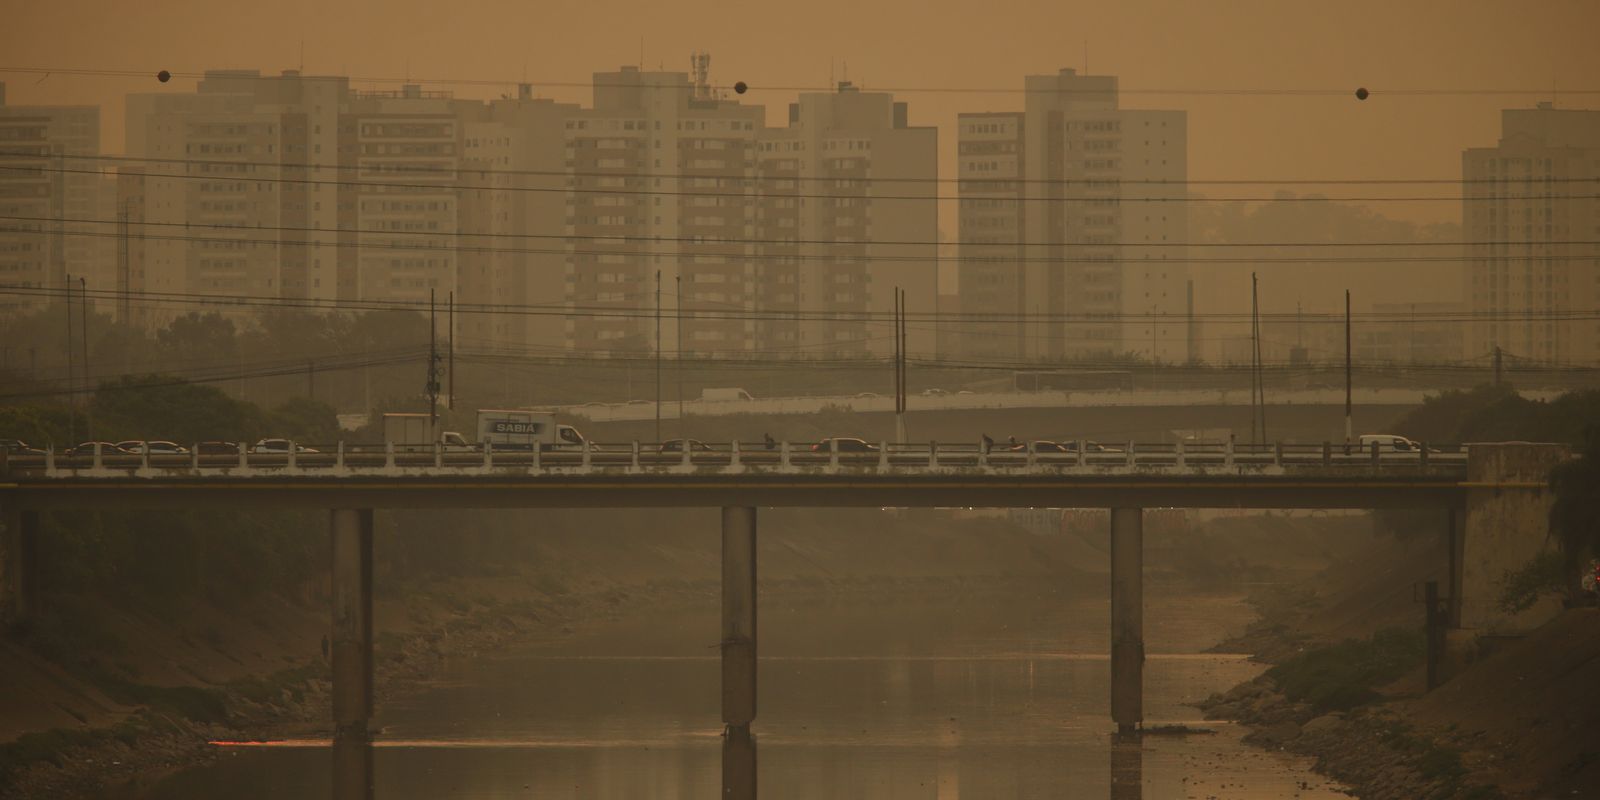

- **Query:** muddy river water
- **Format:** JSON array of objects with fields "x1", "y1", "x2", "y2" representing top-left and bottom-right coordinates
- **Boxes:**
[{"x1": 118, "y1": 585, "x2": 1349, "y2": 799}]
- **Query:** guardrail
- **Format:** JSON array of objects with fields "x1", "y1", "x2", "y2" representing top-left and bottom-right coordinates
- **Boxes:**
[{"x1": 1, "y1": 440, "x2": 1468, "y2": 478}]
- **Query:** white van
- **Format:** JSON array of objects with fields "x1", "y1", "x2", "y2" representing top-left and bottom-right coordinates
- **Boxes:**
[{"x1": 701, "y1": 388, "x2": 754, "y2": 402}]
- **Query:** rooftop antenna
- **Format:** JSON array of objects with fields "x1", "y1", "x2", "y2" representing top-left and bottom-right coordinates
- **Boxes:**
[
  {"x1": 298, "y1": 40, "x2": 304, "y2": 72},
  {"x1": 1085, "y1": 40, "x2": 1089, "y2": 73},
  {"x1": 691, "y1": 51, "x2": 712, "y2": 99}
]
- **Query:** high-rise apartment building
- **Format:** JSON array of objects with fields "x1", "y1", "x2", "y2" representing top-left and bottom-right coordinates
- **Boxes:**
[
  {"x1": 118, "y1": 60, "x2": 938, "y2": 361},
  {"x1": 125, "y1": 70, "x2": 346, "y2": 318},
  {"x1": 0, "y1": 82, "x2": 105, "y2": 316},
  {"x1": 758, "y1": 82, "x2": 938, "y2": 359},
  {"x1": 956, "y1": 69, "x2": 1188, "y2": 363},
  {"x1": 337, "y1": 85, "x2": 464, "y2": 306},
  {"x1": 562, "y1": 64, "x2": 763, "y2": 356},
  {"x1": 455, "y1": 86, "x2": 577, "y2": 352},
  {"x1": 1463, "y1": 103, "x2": 1600, "y2": 364}
]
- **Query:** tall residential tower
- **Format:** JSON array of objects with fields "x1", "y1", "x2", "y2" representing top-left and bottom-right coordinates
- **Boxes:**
[{"x1": 956, "y1": 69, "x2": 1188, "y2": 363}]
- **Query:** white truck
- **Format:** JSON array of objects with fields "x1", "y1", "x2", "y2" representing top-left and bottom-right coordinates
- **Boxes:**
[
  {"x1": 381, "y1": 413, "x2": 471, "y2": 452},
  {"x1": 475, "y1": 409, "x2": 587, "y2": 451},
  {"x1": 701, "y1": 387, "x2": 754, "y2": 402}
]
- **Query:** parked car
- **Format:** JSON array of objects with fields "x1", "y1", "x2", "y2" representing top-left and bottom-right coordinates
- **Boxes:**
[
  {"x1": 920, "y1": 388, "x2": 948, "y2": 397},
  {"x1": 659, "y1": 439, "x2": 712, "y2": 453},
  {"x1": 1022, "y1": 440, "x2": 1120, "y2": 454},
  {"x1": 250, "y1": 439, "x2": 320, "y2": 454},
  {"x1": 0, "y1": 439, "x2": 45, "y2": 456},
  {"x1": 1027, "y1": 440, "x2": 1072, "y2": 453},
  {"x1": 116, "y1": 440, "x2": 190, "y2": 455},
  {"x1": 1357, "y1": 434, "x2": 1434, "y2": 453},
  {"x1": 853, "y1": 392, "x2": 881, "y2": 399},
  {"x1": 194, "y1": 441, "x2": 243, "y2": 456},
  {"x1": 67, "y1": 441, "x2": 134, "y2": 457},
  {"x1": 812, "y1": 438, "x2": 878, "y2": 453}
]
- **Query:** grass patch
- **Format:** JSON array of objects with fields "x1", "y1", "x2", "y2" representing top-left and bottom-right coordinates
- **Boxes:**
[
  {"x1": 1266, "y1": 627, "x2": 1425, "y2": 713},
  {"x1": 228, "y1": 663, "x2": 325, "y2": 705},
  {"x1": 99, "y1": 679, "x2": 229, "y2": 724},
  {"x1": 1418, "y1": 744, "x2": 1467, "y2": 782},
  {"x1": 0, "y1": 714, "x2": 160, "y2": 783}
]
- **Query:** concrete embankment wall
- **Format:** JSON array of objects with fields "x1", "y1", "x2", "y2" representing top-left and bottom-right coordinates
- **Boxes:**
[{"x1": 1461, "y1": 443, "x2": 1571, "y2": 634}]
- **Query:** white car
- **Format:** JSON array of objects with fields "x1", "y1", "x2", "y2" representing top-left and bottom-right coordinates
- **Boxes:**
[
  {"x1": 251, "y1": 439, "x2": 320, "y2": 454},
  {"x1": 1357, "y1": 434, "x2": 1434, "y2": 455}
]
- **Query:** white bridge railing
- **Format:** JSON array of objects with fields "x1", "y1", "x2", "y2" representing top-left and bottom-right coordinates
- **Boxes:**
[{"x1": 2, "y1": 440, "x2": 1469, "y2": 478}]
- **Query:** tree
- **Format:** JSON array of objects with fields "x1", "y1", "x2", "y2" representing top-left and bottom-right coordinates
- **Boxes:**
[
  {"x1": 89, "y1": 375, "x2": 264, "y2": 444},
  {"x1": 1549, "y1": 426, "x2": 1600, "y2": 570},
  {"x1": 266, "y1": 396, "x2": 341, "y2": 443},
  {"x1": 156, "y1": 312, "x2": 237, "y2": 367}
]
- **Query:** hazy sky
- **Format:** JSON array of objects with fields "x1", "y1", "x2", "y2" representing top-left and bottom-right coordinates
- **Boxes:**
[{"x1": 4, "y1": 0, "x2": 1599, "y2": 232}]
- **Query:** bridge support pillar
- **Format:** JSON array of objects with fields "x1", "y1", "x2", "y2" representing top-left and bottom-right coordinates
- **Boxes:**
[
  {"x1": 330, "y1": 507, "x2": 374, "y2": 800},
  {"x1": 721, "y1": 724, "x2": 757, "y2": 799},
  {"x1": 722, "y1": 506, "x2": 757, "y2": 732},
  {"x1": 3, "y1": 506, "x2": 39, "y2": 628},
  {"x1": 1110, "y1": 507, "x2": 1143, "y2": 735},
  {"x1": 1445, "y1": 508, "x2": 1464, "y2": 628}
]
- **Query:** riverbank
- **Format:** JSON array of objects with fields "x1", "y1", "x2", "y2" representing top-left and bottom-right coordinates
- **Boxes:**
[
  {"x1": 1203, "y1": 532, "x2": 1600, "y2": 799},
  {"x1": 0, "y1": 506, "x2": 1377, "y2": 798}
]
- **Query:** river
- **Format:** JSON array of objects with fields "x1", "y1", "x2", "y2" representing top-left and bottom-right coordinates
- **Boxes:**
[{"x1": 117, "y1": 582, "x2": 1348, "y2": 798}]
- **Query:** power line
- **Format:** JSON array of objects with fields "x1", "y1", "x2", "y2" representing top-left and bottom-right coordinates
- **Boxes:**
[
  {"x1": 25, "y1": 160, "x2": 1583, "y2": 205},
  {"x1": 8, "y1": 284, "x2": 1600, "y2": 326},
  {"x1": 11, "y1": 212, "x2": 1590, "y2": 251},
  {"x1": 8, "y1": 224, "x2": 1600, "y2": 270},
  {"x1": 10, "y1": 151, "x2": 1600, "y2": 189},
  {"x1": 4, "y1": 65, "x2": 1599, "y2": 97}
]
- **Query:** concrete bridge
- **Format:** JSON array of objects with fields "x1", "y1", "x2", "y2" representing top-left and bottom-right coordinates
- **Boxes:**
[{"x1": 0, "y1": 440, "x2": 1565, "y2": 798}]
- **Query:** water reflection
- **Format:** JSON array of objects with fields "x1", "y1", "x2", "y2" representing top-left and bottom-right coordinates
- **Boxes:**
[
  {"x1": 122, "y1": 597, "x2": 1350, "y2": 800},
  {"x1": 332, "y1": 732, "x2": 373, "y2": 800},
  {"x1": 1109, "y1": 735, "x2": 1143, "y2": 800},
  {"x1": 721, "y1": 727, "x2": 756, "y2": 800}
]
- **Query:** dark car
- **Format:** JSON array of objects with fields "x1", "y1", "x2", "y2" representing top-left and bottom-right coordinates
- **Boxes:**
[
  {"x1": 1052, "y1": 440, "x2": 1118, "y2": 453},
  {"x1": 116, "y1": 440, "x2": 190, "y2": 455},
  {"x1": 1, "y1": 439, "x2": 45, "y2": 456},
  {"x1": 194, "y1": 441, "x2": 243, "y2": 456},
  {"x1": 812, "y1": 438, "x2": 878, "y2": 453},
  {"x1": 1027, "y1": 440, "x2": 1072, "y2": 453},
  {"x1": 659, "y1": 439, "x2": 712, "y2": 453}
]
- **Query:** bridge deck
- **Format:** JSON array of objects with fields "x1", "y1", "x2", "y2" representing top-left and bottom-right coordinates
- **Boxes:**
[{"x1": 1, "y1": 441, "x2": 1471, "y2": 510}]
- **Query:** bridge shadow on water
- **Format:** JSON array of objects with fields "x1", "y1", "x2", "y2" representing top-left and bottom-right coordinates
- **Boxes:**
[{"x1": 326, "y1": 728, "x2": 1145, "y2": 799}]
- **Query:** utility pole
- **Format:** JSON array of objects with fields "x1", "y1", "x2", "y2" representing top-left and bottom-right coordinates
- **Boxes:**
[
  {"x1": 65, "y1": 273, "x2": 75, "y2": 446},
  {"x1": 894, "y1": 287, "x2": 906, "y2": 443},
  {"x1": 427, "y1": 289, "x2": 440, "y2": 427},
  {"x1": 117, "y1": 202, "x2": 131, "y2": 324},
  {"x1": 307, "y1": 360, "x2": 315, "y2": 401},
  {"x1": 655, "y1": 270, "x2": 662, "y2": 443},
  {"x1": 1345, "y1": 289, "x2": 1353, "y2": 446},
  {"x1": 676, "y1": 274, "x2": 683, "y2": 437},
  {"x1": 1249, "y1": 273, "x2": 1260, "y2": 444},
  {"x1": 81, "y1": 277, "x2": 92, "y2": 441},
  {"x1": 447, "y1": 291, "x2": 455, "y2": 410},
  {"x1": 1492, "y1": 345, "x2": 1503, "y2": 387}
]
